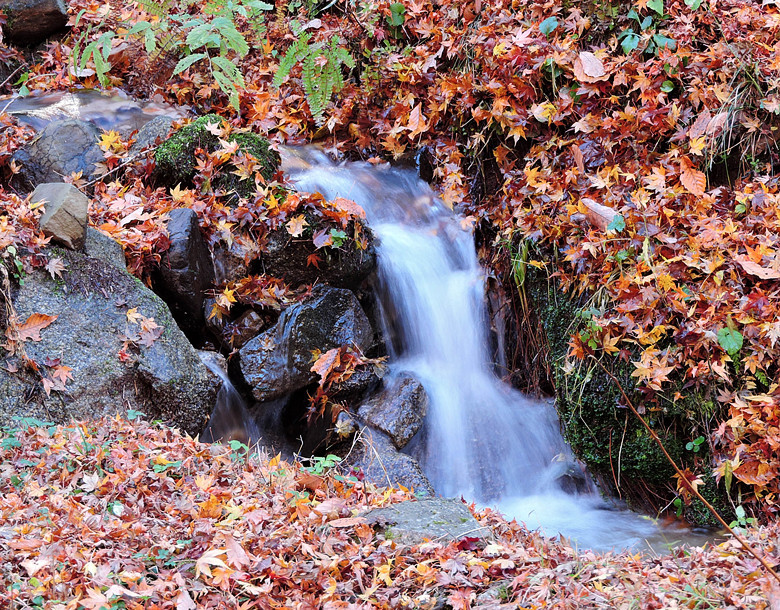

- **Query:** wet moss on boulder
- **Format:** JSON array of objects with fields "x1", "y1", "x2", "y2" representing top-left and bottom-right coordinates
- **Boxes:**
[
  {"x1": 153, "y1": 114, "x2": 279, "y2": 200},
  {"x1": 523, "y1": 248, "x2": 728, "y2": 525}
]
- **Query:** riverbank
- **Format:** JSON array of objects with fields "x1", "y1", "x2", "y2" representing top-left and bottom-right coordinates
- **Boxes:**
[{"x1": 0, "y1": 416, "x2": 777, "y2": 608}]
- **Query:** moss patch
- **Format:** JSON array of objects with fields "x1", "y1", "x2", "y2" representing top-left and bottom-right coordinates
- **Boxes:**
[
  {"x1": 153, "y1": 114, "x2": 280, "y2": 199},
  {"x1": 523, "y1": 249, "x2": 729, "y2": 524}
]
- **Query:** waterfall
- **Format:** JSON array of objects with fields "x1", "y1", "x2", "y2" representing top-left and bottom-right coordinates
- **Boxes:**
[{"x1": 280, "y1": 148, "x2": 694, "y2": 551}]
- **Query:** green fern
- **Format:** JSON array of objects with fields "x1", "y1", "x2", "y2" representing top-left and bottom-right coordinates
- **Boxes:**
[{"x1": 273, "y1": 32, "x2": 354, "y2": 125}]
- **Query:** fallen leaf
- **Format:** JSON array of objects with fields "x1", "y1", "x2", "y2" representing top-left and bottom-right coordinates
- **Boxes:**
[
  {"x1": 734, "y1": 255, "x2": 780, "y2": 280},
  {"x1": 16, "y1": 313, "x2": 58, "y2": 342}
]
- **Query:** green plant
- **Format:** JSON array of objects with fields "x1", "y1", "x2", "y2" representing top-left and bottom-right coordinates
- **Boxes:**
[
  {"x1": 71, "y1": 10, "x2": 116, "y2": 87},
  {"x1": 273, "y1": 28, "x2": 355, "y2": 125},
  {"x1": 301, "y1": 453, "x2": 341, "y2": 475},
  {"x1": 728, "y1": 505, "x2": 757, "y2": 532},
  {"x1": 128, "y1": 0, "x2": 272, "y2": 110},
  {"x1": 618, "y1": 10, "x2": 677, "y2": 56},
  {"x1": 3, "y1": 245, "x2": 25, "y2": 285},
  {"x1": 685, "y1": 436, "x2": 705, "y2": 453}
]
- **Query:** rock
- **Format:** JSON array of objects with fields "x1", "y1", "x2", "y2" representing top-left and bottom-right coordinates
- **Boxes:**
[
  {"x1": 84, "y1": 227, "x2": 125, "y2": 270},
  {"x1": 153, "y1": 114, "x2": 279, "y2": 199},
  {"x1": 31, "y1": 183, "x2": 88, "y2": 250},
  {"x1": 258, "y1": 222, "x2": 377, "y2": 289},
  {"x1": 357, "y1": 372, "x2": 428, "y2": 449},
  {"x1": 129, "y1": 115, "x2": 174, "y2": 155},
  {"x1": 361, "y1": 498, "x2": 488, "y2": 546},
  {"x1": 330, "y1": 365, "x2": 381, "y2": 404},
  {"x1": 13, "y1": 119, "x2": 103, "y2": 188},
  {"x1": 0, "y1": 0, "x2": 67, "y2": 45},
  {"x1": 238, "y1": 285, "x2": 373, "y2": 402},
  {"x1": 153, "y1": 208, "x2": 215, "y2": 343},
  {"x1": 345, "y1": 427, "x2": 433, "y2": 496},
  {"x1": 224, "y1": 309, "x2": 266, "y2": 349},
  {"x1": 0, "y1": 248, "x2": 219, "y2": 435},
  {"x1": 213, "y1": 239, "x2": 250, "y2": 284}
]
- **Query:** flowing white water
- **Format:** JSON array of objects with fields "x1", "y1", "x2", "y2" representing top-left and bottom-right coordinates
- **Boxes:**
[{"x1": 282, "y1": 148, "x2": 704, "y2": 551}]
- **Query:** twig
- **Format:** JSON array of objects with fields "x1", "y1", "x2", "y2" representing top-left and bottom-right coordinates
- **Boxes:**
[
  {"x1": 590, "y1": 355, "x2": 780, "y2": 587},
  {"x1": 0, "y1": 64, "x2": 25, "y2": 91}
]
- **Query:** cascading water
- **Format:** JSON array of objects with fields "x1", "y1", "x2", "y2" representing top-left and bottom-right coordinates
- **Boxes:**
[{"x1": 281, "y1": 148, "x2": 707, "y2": 551}]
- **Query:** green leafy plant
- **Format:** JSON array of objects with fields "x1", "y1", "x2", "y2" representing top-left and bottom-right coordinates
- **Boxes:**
[
  {"x1": 273, "y1": 29, "x2": 355, "y2": 125},
  {"x1": 618, "y1": 10, "x2": 677, "y2": 56},
  {"x1": 539, "y1": 17, "x2": 558, "y2": 38},
  {"x1": 685, "y1": 436, "x2": 705, "y2": 453},
  {"x1": 127, "y1": 0, "x2": 272, "y2": 110},
  {"x1": 729, "y1": 505, "x2": 757, "y2": 533},
  {"x1": 302, "y1": 453, "x2": 341, "y2": 475},
  {"x1": 71, "y1": 10, "x2": 116, "y2": 87}
]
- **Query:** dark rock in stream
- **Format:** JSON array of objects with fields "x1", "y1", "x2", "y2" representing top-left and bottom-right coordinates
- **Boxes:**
[
  {"x1": 0, "y1": 248, "x2": 219, "y2": 435},
  {"x1": 152, "y1": 208, "x2": 215, "y2": 343},
  {"x1": 238, "y1": 285, "x2": 373, "y2": 402},
  {"x1": 129, "y1": 116, "x2": 175, "y2": 154},
  {"x1": 344, "y1": 426, "x2": 433, "y2": 496},
  {"x1": 0, "y1": 0, "x2": 68, "y2": 45},
  {"x1": 357, "y1": 372, "x2": 428, "y2": 449},
  {"x1": 12, "y1": 119, "x2": 103, "y2": 187},
  {"x1": 257, "y1": 223, "x2": 377, "y2": 289}
]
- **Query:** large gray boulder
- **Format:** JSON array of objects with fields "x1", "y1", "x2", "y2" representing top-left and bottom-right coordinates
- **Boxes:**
[
  {"x1": 0, "y1": 0, "x2": 67, "y2": 45},
  {"x1": 152, "y1": 208, "x2": 215, "y2": 342},
  {"x1": 357, "y1": 372, "x2": 428, "y2": 449},
  {"x1": 345, "y1": 426, "x2": 433, "y2": 496},
  {"x1": 12, "y1": 119, "x2": 103, "y2": 188},
  {"x1": 0, "y1": 248, "x2": 219, "y2": 435},
  {"x1": 238, "y1": 285, "x2": 373, "y2": 402}
]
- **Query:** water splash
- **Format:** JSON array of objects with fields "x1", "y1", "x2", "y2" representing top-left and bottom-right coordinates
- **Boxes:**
[{"x1": 281, "y1": 147, "x2": 690, "y2": 551}]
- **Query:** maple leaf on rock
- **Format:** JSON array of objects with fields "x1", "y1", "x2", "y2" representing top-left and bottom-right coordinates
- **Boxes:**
[{"x1": 16, "y1": 313, "x2": 58, "y2": 342}]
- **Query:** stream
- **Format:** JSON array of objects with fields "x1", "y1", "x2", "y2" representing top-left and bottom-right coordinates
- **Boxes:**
[{"x1": 282, "y1": 147, "x2": 714, "y2": 552}]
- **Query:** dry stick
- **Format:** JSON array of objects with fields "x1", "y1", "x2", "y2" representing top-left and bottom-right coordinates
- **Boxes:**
[{"x1": 590, "y1": 355, "x2": 780, "y2": 586}]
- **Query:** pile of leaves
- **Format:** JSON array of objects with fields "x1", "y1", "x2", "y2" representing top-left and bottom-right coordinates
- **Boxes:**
[{"x1": 1, "y1": 416, "x2": 779, "y2": 608}]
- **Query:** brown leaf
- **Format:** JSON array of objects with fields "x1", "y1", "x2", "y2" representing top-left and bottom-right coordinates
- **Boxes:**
[
  {"x1": 407, "y1": 104, "x2": 428, "y2": 139},
  {"x1": 573, "y1": 52, "x2": 606, "y2": 82},
  {"x1": 286, "y1": 214, "x2": 308, "y2": 238},
  {"x1": 680, "y1": 166, "x2": 706, "y2": 197},
  {"x1": 17, "y1": 313, "x2": 58, "y2": 342},
  {"x1": 688, "y1": 110, "x2": 711, "y2": 139},
  {"x1": 734, "y1": 256, "x2": 780, "y2": 280}
]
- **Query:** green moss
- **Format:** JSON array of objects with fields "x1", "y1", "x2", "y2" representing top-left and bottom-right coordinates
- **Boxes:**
[
  {"x1": 153, "y1": 114, "x2": 280, "y2": 201},
  {"x1": 523, "y1": 247, "x2": 724, "y2": 522}
]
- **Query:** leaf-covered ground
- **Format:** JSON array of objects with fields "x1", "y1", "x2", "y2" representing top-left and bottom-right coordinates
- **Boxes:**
[
  {"x1": 2, "y1": 0, "x2": 780, "y2": 513},
  {"x1": 0, "y1": 416, "x2": 778, "y2": 609}
]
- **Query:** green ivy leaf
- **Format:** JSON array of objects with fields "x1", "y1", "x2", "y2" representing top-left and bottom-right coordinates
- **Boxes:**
[
  {"x1": 660, "y1": 80, "x2": 674, "y2": 92},
  {"x1": 539, "y1": 17, "x2": 559, "y2": 38},
  {"x1": 647, "y1": 0, "x2": 664, "y2": 15},
  {"x1": 607, "y1": 213, "x2": 626, "y2": 233},
  {"x1": 621, "y1": 32, "x2": 640, "y2": 54},
  {"x1": 717, "y1": 327, "x2": 743, "y2": 356}
]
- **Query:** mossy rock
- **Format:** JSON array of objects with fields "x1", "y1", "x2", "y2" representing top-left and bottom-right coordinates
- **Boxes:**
[
  {"x1": 153, "y1": 114, "x2": 280, "y2": 200},
  {"x1": 523, "y1": 247, "x2": 729, "y2": 524}
]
